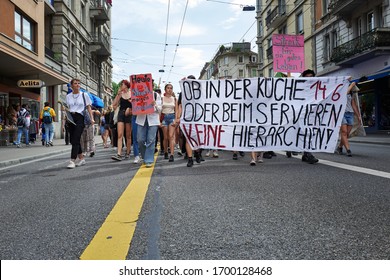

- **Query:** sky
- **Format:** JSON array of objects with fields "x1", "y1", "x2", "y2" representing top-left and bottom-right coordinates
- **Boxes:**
[{"x1": 110, "y1": 0, "x2": 257, "y2": 92}]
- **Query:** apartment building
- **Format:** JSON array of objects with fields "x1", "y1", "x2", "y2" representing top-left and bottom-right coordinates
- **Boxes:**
[
  {"x1": 0, "y1": 0, "x2": 112, "y2": 143},
  {"x1": 199, "y1": 42, "x2": 259, "y2": 80},
  {"x1": 315, "y1": 0, "x2": 390, "y2": 132},
  {"x1": 256, "y1": 0, "x2": 316, "y2": 77}
]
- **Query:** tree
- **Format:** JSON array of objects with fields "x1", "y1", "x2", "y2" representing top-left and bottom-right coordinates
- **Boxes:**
[{"x1": 112, "y1": 81, "x2": 119, "y2": 98}]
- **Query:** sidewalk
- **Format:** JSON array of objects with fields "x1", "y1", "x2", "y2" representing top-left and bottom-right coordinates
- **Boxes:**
[
  {"x1": 0, "y1": 133, "x2": 389, "y2": 169},
  {"x1": 0, "y1": 135, "x2": 103, "y2": 168}
]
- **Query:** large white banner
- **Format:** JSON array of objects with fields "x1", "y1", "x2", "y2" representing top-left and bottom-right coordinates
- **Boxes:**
[{"x1": 179, "y1": 77, "x2": 349, "y2": 152}]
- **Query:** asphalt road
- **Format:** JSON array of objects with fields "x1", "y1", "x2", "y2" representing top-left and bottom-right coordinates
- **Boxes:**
[{"x1": 0, "y1": 142, "x2": 389, "y2": 260}]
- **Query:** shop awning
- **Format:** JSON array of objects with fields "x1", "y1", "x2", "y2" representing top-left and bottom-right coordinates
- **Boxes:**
[{"x1": 355, "y1": 66, "x2": 390, "y2": 84}]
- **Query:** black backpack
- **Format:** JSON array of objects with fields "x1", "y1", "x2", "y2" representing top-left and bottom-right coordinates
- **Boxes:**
[{"x1": 42, "y1": 108, "x2": 53, "y2": 124}]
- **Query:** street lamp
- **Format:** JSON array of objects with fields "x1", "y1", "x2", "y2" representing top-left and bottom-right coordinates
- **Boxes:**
[{"x1": 242, "y1": 5, "x2": 255, "y2": 11}]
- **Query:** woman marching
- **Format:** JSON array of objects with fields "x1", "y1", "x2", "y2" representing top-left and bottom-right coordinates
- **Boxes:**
[
  {"x1": 161, "y1": 83, "x2": 177, "y2": 162},
  {"x1": 66, "y1": 78, "x2": 94, "y2": 169},
  {"x1": 111, "y1": 79, "x2": 132, "y2": 161}
]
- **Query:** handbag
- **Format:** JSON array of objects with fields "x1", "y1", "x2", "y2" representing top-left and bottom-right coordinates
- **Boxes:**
[
  {"x1": 82, "y1": 93, "x2": 92, "y2": 125},
  {"x1": 113, "y1": 106, "x2": 119, "y2": 125}
]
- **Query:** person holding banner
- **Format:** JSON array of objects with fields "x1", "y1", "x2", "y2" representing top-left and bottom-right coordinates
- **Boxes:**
[
  {"x1": 161, "y1": 83, "x2": 177, "y2": 162},
  {"x1": 111, "y1": 79, "x2": 132, "y2": 161},
  {"x1": 300, "y1": 69, "x2": 319, "y2": 164},
  {"x1": 136, "y1": 92, "x2": 161, "y2": 168},
  {"x1": 336, "y1": 81, "x2": 362, "y2": 157}
]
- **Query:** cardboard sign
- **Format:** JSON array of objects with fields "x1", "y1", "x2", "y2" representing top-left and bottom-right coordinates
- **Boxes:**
[
  {"x1": 179, "y1": 77, "x2": 350, "y2": 152},
  {"x1": 130, "y1": 73, "x2": 154, "y2": 115},
  {"x1": 272, "y1": 34, "x2": 305, "y2": 73}
]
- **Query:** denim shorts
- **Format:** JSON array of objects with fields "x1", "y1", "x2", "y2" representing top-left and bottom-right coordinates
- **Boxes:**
[
  {"x1": 162, "y1": 113, "x2": 175, "y2": 126},
  {"x1": 342, "y1": 111, "x2": 354, "y2": 126}
]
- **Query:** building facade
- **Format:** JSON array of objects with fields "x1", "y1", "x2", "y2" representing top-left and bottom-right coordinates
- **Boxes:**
[
  {"x1": 256, "y1": 0, "x2": 316, "y2": 77},
  {"x1": 0, "y1": 0, "x2": 112, "y2": 144},
  {"x1": 200, "y1": 42, "x2": 259, "y2": 80},
  {"x1": 315, "y1": 0, "x2": 390, "y2": 132}
]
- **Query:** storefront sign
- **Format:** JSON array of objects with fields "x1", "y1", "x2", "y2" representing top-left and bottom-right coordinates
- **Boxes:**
[{"x1": 17, "y1": 80, "x2": 44, "y2": 88}]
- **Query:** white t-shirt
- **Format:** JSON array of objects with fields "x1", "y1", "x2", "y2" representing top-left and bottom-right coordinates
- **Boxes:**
[{"x1": 66, "y1": 92, "x2": 92, "y2": 114}]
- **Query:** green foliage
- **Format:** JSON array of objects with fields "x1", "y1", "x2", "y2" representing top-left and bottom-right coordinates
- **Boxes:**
[{"x1": 112, "y1": 81, "x2": 119, "y2": 98}]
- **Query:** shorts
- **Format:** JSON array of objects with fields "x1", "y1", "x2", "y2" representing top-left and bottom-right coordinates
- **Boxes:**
[
  {"x1": 100, "y1": 125, "x2": 105, "y2": 135},
  {"x1": 162, "y1": 113, "x2": 175, "y2": 126},
  {"x1": 117, "y1": 110, "x2": 132, "y2": 123},
  {"x1": 342, "y1": 111, "x2": 354, "y2": 126}
]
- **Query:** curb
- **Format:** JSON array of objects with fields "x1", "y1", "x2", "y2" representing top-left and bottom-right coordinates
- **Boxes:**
[{"x1": 0, "y1": 148, "x2": 70, "y2": 169}]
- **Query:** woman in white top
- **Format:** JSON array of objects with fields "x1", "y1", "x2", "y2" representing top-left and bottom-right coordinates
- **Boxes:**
[
  {"x1": 65, "y1": 78, "x2": 94, "y2": 169},
  {"x1": 161, "y1": 83, "x2": 177, "y2": 162}
]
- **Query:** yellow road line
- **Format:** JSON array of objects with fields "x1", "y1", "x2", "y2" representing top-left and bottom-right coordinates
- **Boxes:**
[{"x1": 80, "y1": 156, "x2": 157, "y2": 260}]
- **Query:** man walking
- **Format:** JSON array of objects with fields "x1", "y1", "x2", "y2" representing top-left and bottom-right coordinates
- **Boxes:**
[{"x1": 40, "y1": 101, "x2": 56, "y2": 147}]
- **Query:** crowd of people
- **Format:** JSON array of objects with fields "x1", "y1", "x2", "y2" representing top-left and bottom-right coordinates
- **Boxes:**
[{"x1": 12, "y1": 69, "x2": 361, "y2": 169}]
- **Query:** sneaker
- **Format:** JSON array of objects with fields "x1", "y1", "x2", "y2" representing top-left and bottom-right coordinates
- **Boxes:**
[
  {"x1": 46, "y1": 143, "x2": 50, "y2": 147},
  {"x1": 169, "y1": 155, "x2": 174, "y2": 162},
  {"x1": 269, "y1": 151, "x2": 277, "y2": 157},
  {"x1": 17, "y1": 144, "x2": 21, "y2": 148},
  {"x1": 164, "y1": 152, "x2": 169, "y2": 159},
  {"x1": 90, "y1": 151, "x2": 95, "y2": 157},
  {"x1": 125, "y1": 154, "x2": 129, "y2": 159},
  {"x1": 76, "y1": 159, "x2": 86, "y2": 167},
  {"x1": 205, "y1": 151, "x2": 210, "y2": 157},
  {"x1": 303, "y1": 153, "x2": 319, "y2": 164},
  {"x1": 239, "y1": 151, "x2": 245, "y2": 157},
  {"x1": 195, "y1": 151, "x2": 201, "y2": 163},
  {"x1": 257, "y1": 158, "x2": 264, "y2": 163},
  {"x1": 111, "y1": 154, "x2": 122, "y2": 161},
  {"x1": 177, "y1": 151, "x2": 183, "y2": 156},
  {"x1": 233, "y1": 153, "x2": 238, "y2": 160},
  {"x1": 212, "y1": 151, "x2": 219, "y2": 158},
  {"x1": 160, "y1": 150, "x2": 164, "y2": 155},
  {"x1": 336, "y1": 146, "x2": 343, "y2": 155},
  {"x1": 49, "y1": 141, "x2": 53, "y2": 146},
  {"x1": 286, "y1": 151, "x2": 292, "y2": 158},
  {"x1": 133, "y1": 156, "x2": 141, "y2": 164},
  {"x1": 263, "y1": 152, "x2": 272, "y2": 159},
  {"x1": 187, "y1": 157, "x2": 194, "y2": 167},
  {"x1": 250, "y1": 159, "x2": 256, "y2": 166},
  {"x1": 145, "y1": 162, "x2": 153, "y2": 168},
  {"x1": 347, "y1": 149, "x2": 352, "y2": 157},
  {"x1": 67, "y1": 161, "x2": 76, "y2": 169}
]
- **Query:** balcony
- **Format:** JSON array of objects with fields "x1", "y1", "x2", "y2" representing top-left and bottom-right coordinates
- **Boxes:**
[
  {"x1": 331, "y1": 28, "x2": 390, "y2": 65},
  {"x1": 89, "y1": 0, "x2": 111, "y2": 25},
  {"x1": 328, "y1": 0, "x2": 366, "y2": 19},
  {"x1": 90, "y1": 33, "x2": 111, "y2": 58},
  {"x1": 265, "y1": 5, "x2": 287, "y2": 28}
]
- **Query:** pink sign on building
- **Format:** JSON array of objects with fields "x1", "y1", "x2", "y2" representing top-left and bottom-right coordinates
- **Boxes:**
[{"x1": 272, "y1": 34, "x2": 305, "y2": 74}]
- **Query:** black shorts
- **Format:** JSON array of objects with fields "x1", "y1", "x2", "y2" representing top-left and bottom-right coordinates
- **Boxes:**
[{"x1": 117, "y1": 110, "x2": 132, "y2": 123}]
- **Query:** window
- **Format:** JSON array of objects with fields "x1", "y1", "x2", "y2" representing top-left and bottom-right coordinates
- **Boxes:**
[
  {"x1": 238, "y1": 55, "x2": 244, "y2": 63},
  {"x1": 68, "y1": 31, "x2": 76, "y2": 64},
  {"x1": 14, "y1": 11, "x2": 35, "y2": 51},
  {"x1": 279, "y1": 24, "x2": 287, "y2": 34},
  {"x1": 251, "y1": 68, "x2": 257, "y2": 77},
  {"x1": 258, "y1": 21, "x2": 263, "y2": 37},
  {"x1": 331, "y1": 31, "x2": 337, "y2": 49},
  {"x1": 324, "y1": 34, "x2": 331, "y2": 61},
  {"x1": 224, "y1": 56, "x2": 229, "y2": 65},
  {"x1": 251, "y1": 55, "x2": 257, "y2": 63},
  {"x1": 224, "y1": 70, "x2": 228, "y2": 77},
  {"x1": 322, "y1": 0, "x2": 329, "y2": 15},
  {"x1": 268, "y1": 68, "x2": 273, "y2": 77},
  {"x1": 239, "y1": 69, "x2": 244, "y2": 78},
  {"x1": 357, "y1": 17, "x2": 363, "y2": 36},
  {"x1": 296, "y1": 12, "x2": 304, "y2": 34},
  {"x1": 367, "y1": 11, "x2": 374, "y2": 31},
  {"x1": 81, "y1": 2, "x2": 86, "y2": 25}
]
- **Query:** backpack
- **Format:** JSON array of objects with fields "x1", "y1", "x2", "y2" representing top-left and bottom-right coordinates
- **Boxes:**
[
  {"x1": 17, "y1": 110, "x2": 27, "y2": 127},
  {"x1": 42, "y1": 108, "x2": 53, "y2": 124}
]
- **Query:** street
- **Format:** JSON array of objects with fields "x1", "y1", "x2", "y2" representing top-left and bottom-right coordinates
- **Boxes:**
[{"x1": 0, "y1": 141, "x2": 390, "y2": 260}]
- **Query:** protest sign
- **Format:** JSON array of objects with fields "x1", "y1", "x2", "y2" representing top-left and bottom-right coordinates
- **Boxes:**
[
  {"x1": 272, "y1": 34, "x2": 305, "y2": 73},
  {"x1": 130, "y1": 73, "x2": 154, "y2": 115},
  {"x1": 179, "y1": 77, "x2": 349, "y2": 152}
]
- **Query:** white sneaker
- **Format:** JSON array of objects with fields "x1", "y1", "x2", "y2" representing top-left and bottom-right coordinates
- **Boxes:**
[
  {"x1": 212, "y1": 151, "x2": 219, "y2": 158},
  {"x1": 76, "y1": 159, "x2": 86, "y2": 167},
  {"x1": 205, "y1": 151, "x2": 210, "y2": 157},
  {"x1": 67, "y1": 161, "x2": 76, "y2": 169},
  {"x1": 250, "y1": 159, "x2": 256, "y2": 166},
  {"x1": 133, "y1": 156, "x2": 141, "y2": 164}
]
